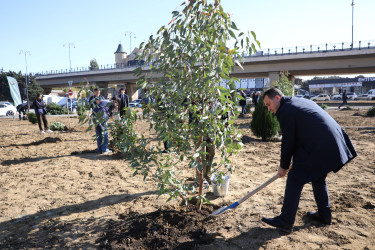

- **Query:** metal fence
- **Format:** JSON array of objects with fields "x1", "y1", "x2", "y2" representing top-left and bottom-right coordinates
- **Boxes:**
[
  {"x1": 245, "y1": 40, "x2": 375, "y2": 57},
  {"x1": 35, "y1": 40, "x2": 375, "y2": 76}
]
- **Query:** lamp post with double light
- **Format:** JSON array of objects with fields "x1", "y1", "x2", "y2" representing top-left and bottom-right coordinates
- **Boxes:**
[
  {"x1": 351, "y1": 0, "x2": 354, "y2": 49},
  {"x1": 124, "y1": 31, "x2": 136, "y2": 54},
  {"x1": 63, "y1": 42, "x2": 75, "y2": 72}
]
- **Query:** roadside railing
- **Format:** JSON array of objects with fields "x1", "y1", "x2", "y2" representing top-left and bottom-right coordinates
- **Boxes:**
[
  {"x1": 34, "y1": 40, "x2": 375, "y2": 77},
  {"x1": 245, "y1": 40, "x2": 375, "y2": 57}
]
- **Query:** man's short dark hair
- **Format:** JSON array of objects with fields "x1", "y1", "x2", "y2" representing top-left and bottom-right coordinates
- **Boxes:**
[
  {"x1": 93, "y1": 88, "x2": 99, "y2": 92},
  {"x1": 119, "y1": 88, "x2": 125, "y2": 92},
  {"x1": 263, "y1": 87, "x2": 284, "y2": 100}
]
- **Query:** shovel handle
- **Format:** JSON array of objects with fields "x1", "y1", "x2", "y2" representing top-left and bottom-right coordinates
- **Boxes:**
[{"x1": 237, "y1": 174, "x2": 279, "y2": 205}]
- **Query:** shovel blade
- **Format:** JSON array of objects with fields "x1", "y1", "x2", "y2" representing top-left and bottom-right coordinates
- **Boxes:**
[{"x1": 211, "y1": 206, "x2": 230, "y2": 216}]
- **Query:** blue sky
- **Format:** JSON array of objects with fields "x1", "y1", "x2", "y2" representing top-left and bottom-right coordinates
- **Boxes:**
[{"x1": 1, "y1": 0, "x2": 374, "y2": 78}]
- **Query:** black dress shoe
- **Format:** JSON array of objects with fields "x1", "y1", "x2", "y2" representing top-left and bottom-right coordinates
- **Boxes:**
[
  {"x1": 262, "y1": 216, "x2": 293, "y2": 230},
  {"x1": 306, "y1": 211, "x2": 332, "y2": 225}
]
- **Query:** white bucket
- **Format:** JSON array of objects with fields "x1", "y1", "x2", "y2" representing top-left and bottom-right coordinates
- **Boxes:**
[{"x1": 212, "y1": 175, "x2": 230, "y2": 197}]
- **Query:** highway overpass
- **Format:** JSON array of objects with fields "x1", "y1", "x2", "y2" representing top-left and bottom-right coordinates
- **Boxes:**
[{"x1": 36, "y1": 44, "x2": 375, "y2": 100}]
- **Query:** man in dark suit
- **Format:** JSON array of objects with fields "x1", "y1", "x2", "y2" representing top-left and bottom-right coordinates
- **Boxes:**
[
  {"x1": 261, "y1": 87, "x2": 357, "y2": 230},
  {"x1": 118, "y1": 88, "x2": 129, "y2": 117}
]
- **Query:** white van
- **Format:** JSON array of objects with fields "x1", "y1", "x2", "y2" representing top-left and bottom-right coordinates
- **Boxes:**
[{"x1": 367, "y1": 89, "x2": 375, "y2": 100}]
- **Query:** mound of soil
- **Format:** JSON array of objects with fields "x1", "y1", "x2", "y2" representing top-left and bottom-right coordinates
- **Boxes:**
[{"x1": 98, "y1": 206, "x2": 220, "y2": 249}]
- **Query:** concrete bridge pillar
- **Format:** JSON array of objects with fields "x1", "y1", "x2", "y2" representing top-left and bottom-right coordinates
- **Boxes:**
[
  {"x1": 93, "y1": 82, "x2": 110, "y2": 98},
  {"x1": 96, "y1": 82, "x2": 109, "y2": 89},
  {"x1": 288, "y1": 74, "x2": 296, "y2": 96},
  {"x1": 126, "y1": 83, "x2": 138, "y2": 101},
  {"x1": 268, "y1": 72, "x2": 280, "y2": 86}
]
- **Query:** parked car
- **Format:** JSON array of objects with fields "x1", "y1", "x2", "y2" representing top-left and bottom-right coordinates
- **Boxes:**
[
  {"x1": 129, "y1": 99, "x2": 143, "y2": 108},
  {"x1": 355, "y1": 94, "x2": 371, "y2": 100},
  {"x1": 246, "y1": 96, "x2": 252, "y2": 105},
  {"x1": 0, "y1": 101, "x2": 13, "y2": 106},
  {"x1": 311, "y1": 94, "x2": 330, "y2": 101},
  {"x1": 58, "y1": 98, "x2": 77, "y2": 108},
  {"x1": 346, "y1": 92, "x2": 357, "y2": 100},
  {"x1": 366, "y1": 89, "x2": 375, "y2": 100},
  {"x1": 333, "y1": 92, "x2": 357, "y2": 100},
  {"x1": 332, "y1": 94, "x2": 342, "y2": 100},
  {"x1": 0, "y1": 103, "x2": 17, "y2": 116}
]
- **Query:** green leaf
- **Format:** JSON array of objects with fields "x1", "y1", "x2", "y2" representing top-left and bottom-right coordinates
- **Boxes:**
[
  {"x1": 234, "y1": 59, "x2": 244, "y2": 70},
  {"x1": 231, "y1": 21, "x2": 238, "y2": 30},
  {"x1": 251, "y1": 31, "x2": 256, "y2": 40},
  {"x1": 228, "y1": 29, "x2": 236, "y2": 39}
]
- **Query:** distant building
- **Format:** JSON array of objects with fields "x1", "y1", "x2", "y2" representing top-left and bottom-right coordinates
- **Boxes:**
[
  {"x1": 114, "y1": 43, "x2": 127, "y2": 68},
  {"x1": 114, "y1": 43, "x2": 145, "y2": 69},
  {"x1": 308, "y1": 77, "x2": 375, "y2": 95}
]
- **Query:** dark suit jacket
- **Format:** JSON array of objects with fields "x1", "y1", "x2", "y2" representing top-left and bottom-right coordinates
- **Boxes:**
[
  {"x1": 118, "y1": 94, "x2": 129, "y2": 109},
  {"x1": 276, "y1": 97, "x2": 357, "y2": 183}
]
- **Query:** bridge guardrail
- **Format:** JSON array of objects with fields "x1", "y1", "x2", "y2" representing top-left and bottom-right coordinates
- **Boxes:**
[{"x1": 35, "y1": 40, "x2": 375, "y2": 77}]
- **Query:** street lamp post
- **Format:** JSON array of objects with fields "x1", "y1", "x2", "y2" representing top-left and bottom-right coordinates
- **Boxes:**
[
  {"x1": 351, "y1": 0, "x2": 354, "y2": 48},
  {"x1": 63, "y1": 42, "x2": 75, "y2": 71},
  {"x1": 124, "y1": 31, "x2": 136, "y2": 54},
  {"x1": 19, "y1": 50, "x2": 31, "y2": 111}
]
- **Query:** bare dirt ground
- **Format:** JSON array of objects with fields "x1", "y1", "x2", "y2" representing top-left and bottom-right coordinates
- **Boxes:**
[{"x1": 1, "y1": 108, "x2": 375, "y2": 249}]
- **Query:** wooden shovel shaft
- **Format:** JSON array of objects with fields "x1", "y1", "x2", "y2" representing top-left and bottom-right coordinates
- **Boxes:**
[{"x1": 237, "y1": 174, "x2": 279, "y2": 205}]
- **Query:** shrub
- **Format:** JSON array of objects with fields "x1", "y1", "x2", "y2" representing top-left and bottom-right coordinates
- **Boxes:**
[
  {"x1": 49, "y1": 121, "x2": 67, "y2": 131},
  {"x1": 271, "y1": 72, "x2": 294, "y2": 96},
  {"x1": 27, "y1": 112, "x2": 37, "y2": 124},
  {"x1": 109, "y1": 108, "x2": 138, "y2": 154},
  {"x1": 250, "y1": 97, "x2": 280, "y2": 141},
  {"x1": 77, "y1": 105, "x2": 85, "y2": 116},
  {"x1": 320, "y1": 104, "x2": 328, "y2": 110},
  {"x1": 367, "y1": 107, "x2": 375, "y2": 117},
  {"x1": 46, "y1": 103, "x2": 67, "y2": 115},
  {"x1": 245, "y1": 104, "x2": 252, "y2": 114}
]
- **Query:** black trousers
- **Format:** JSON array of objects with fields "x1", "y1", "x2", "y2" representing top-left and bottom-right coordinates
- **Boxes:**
[
  {"x1": 37, "y1": 114, "x2": 49, "y2": 131},
  {"x1": 339, "y1": 99, "x2": 348, "y2": 108},
  {"x1": 19, "y1": 111, "x2": 26, "y2": 120},
  {"x1": 120, "y1": 107, "x2": 126, "y2": 118},
  {"x1": 280, "y1": 173, "x2": 331, "y2": 225}
]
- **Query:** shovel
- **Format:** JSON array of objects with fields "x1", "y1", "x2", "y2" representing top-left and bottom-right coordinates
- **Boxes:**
[{"x1": 211, "y1": 174, "x2": 279, "y2": 216}]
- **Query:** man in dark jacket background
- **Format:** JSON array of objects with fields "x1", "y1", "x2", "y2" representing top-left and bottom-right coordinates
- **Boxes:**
[
  {"x1": 16, "y1": 103, "x2": 28, "y2": 120},
  {"x1": 118, "y1": 88, "x2": 129, "y2": 118},
  {"x1": 338, "y1": 89, "x2": 348, "y2": 109},
  {"x1": 261, "y1": 87, "x2": 357, "y2": 230}
]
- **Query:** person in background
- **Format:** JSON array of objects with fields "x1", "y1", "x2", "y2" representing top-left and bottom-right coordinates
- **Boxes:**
[
  {"x1": 252, "y1": 92, "x2": 257, "y2": 106},
  {"x1": 261, "y1": 87, "x2": 357, "y2": 230},
  {"x1": 253, "y1": 91, "x2": 260, "y2": 106},
  {"x1": 118, "y1": 88, "x2": 129, "y2": 118},
  {"x1": 32, "y1": 93, "x2": 52, "y2": 134},
  {"x1": 16, "y1": 103, "x2": 28, "y2": 120},
  {"x1": 92, "y1": 99, "x2": 112, "y2": 154},
  {"x1": 239, "y1": 90, "x2": 247, "y2": 117},
  {"x1": 338, "y1": 89, "x2": 348, "y2": 109},
  {"x1": 89, "y1": 88, "x2": 105, "y2": 110},
  {"x1": 110, "y1": 96, "x2": 121, "y2": 121}
]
